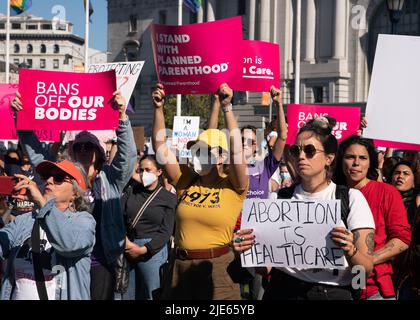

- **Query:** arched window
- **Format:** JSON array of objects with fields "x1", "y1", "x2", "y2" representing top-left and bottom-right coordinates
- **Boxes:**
[
  {"x1": 368, "y1": 0, "x2": 420, "y2": 72},
  {"x1": 14, "y1": 44, "x2": 20, "y2": 53},
  {"x1": 40, "y1": 44, "x2": 47, "y2": 53},
  {"x1": 54, "y1": 44, "x2": 60, "y2": 53},
  {"x1": 27, "y1": 44, "x2": 33, "y2": 53}
]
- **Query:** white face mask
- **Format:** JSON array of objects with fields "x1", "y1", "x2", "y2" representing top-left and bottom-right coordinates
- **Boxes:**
[
  {"x1": 192, "y1": 155, "x2": 214, "y2": 176},
  {"x1": 141, "y1": 171, "x2": 158, "y2": 187}
]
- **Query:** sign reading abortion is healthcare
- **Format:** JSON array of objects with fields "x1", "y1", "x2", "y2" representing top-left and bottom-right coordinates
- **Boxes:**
[
  {"x1": 151, "y1": 17, "x2": 243, "y2": 94},
  {"x1": 17, "y1": 69, "x2": 118, "y2": 131}
]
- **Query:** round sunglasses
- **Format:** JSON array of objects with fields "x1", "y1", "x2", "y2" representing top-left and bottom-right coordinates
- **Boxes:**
[{"x1": 289, "y1": 144, "x2": 325, "y2": 159}]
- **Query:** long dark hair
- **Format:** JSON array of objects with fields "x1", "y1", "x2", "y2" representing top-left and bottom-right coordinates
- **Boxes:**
[{"x1": 334, "y1": 135, "x2": 379, "y2": 186}]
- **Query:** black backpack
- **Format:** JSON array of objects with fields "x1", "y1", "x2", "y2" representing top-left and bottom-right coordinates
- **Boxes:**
[{"x1": 277, "y1": 184, "x2": 350, "y2": 228}]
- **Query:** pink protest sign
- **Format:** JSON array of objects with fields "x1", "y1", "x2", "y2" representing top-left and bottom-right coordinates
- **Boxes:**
[
  {"x1": 374, "y1": 139, "x2": 420, "y2": 151},
  {"x1": 151, "y1": 17, "x2": 243, "y2": 94},
  {"x1": 286, "y1": 104, "x2": 361, "y2": 144},
  {"x1": 240, "y1": 40, "x2": 280, "y2": 92},
  {"x1": 0, "y1": 84, "x2": 60, "y2": 142},
  {"x1": 16, "y1": 69, "x2": 118, "y2": 131}
]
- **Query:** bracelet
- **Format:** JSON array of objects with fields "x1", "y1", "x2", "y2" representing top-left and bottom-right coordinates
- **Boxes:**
[
  {"x1": 347, "y1": 246, "x2": 358, "y2": 260},
  {"x1": 222, "y1": 103, "x2": 233, "y2": 113}
]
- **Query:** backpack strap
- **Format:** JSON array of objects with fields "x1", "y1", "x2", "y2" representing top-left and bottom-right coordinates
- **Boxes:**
[
  {"x1": 334, "y1": 185, "x2": 350, "y2": 229},
  {"x1": 31, "y1": 219, "x2": 49, "y2": 300}
]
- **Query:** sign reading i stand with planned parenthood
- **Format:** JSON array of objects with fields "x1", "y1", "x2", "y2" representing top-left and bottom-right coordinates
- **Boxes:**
[
  {"x1": 16, "y1": 69, "x2": 118, "y2": 131},
  {"x1": 151, "y1": 17, "x2": 243, "y2": 94},
  {"x1": 240, "y1": 198, "x2": 346, "y2": 269}
]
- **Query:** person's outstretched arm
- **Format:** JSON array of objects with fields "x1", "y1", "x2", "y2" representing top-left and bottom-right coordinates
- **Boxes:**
[
  {"x1": 207, "y1": 94, "x2": 220, "y2": 129},
  {"x1": 270, "y1": 86, "x2": 288, "y2": 162},
  {"x1": 151, "y1": 84, "x2": 181, "y2": 183}
]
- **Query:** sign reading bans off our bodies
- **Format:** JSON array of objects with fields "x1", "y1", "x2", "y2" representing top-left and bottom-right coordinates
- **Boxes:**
[
  {"x1": 151, "y1": 17, "x2": 243, "y2": 94},
  {"x1": 240, "y1": 198, "x2": 346, "y2": 269},
  {"x1": 16, "y1": 69, "x2": 118, "y2": 131}
]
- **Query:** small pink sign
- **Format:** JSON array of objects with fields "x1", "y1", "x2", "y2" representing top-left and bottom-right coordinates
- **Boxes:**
[
  {"x1": 0, "y1": 84, "x2": 60, "y2": 142},
  {"x1": 240, "y1": 40, "x2": 280, "y2": 92},
  {"x1": 16, "y1": 69, "x2": 118, "y2": 131},
  {"x1": 286, "y1": 104, "x2": 361, "y2": 144},
  {"x1": 151, "y1": 17, "x2": 243, "y2": 94}
]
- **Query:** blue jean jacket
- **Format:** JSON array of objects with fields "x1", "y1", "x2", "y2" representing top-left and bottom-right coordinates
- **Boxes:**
[
  {"x1": 18, "y1": 118, "x2": 137, "y2": 265},
  {"x1": 0, "y1": 199, "x2": 96, "y2": 300}
]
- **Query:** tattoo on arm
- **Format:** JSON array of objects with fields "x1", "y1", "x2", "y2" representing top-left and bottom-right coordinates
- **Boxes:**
[
  {"x1": 353, "y1": 230, "x2": 360, "y2": 245},
  {"x1": 365, "y1": 232, "x2": 375, "y2": 256}
]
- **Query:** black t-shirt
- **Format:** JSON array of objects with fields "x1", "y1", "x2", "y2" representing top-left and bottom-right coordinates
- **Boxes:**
[
  {"x1": 6, "y1": 164, "x2": 44, "y2": 217},
  {"x1": 122, "y1": 182, "x2": 177, "y2": 256}
]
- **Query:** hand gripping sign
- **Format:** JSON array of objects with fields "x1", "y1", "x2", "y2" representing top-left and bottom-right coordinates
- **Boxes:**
[
  {"x1": 151, "y1": 17, "x2": 243, "y2": 94},
  {"x1": 16, "y1": 69, "x2": 118, "y2": 131}
]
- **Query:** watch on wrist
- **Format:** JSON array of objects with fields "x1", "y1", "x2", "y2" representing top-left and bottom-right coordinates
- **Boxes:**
[{"x1": 222, "y1": 103, "x2": 233, "y2": 113}]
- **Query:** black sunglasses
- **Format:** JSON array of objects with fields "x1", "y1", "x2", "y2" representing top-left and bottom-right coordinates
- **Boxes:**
[
  {"x1": 41, "y1": 173, "x2": 72, "y2": 184},
  {"x1": 289, "y1": 144, "x2": 325, "y2": 159}
]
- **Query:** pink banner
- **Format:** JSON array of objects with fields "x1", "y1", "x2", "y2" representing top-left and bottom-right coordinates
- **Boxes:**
[
  {"x1": 0, "y1": 84, "x2": 60, "y2": 142},
  {"x1": 240, "y1": 40, "x2": 280, "y2": 92},
  {"x1": 373, "y1": 139, "x2": 420, "y2": 151},
  {"x1": 16, "y1": 69, "x2": 118, "y2": 131},
  {"x1": 286, "y1": 104, "x2": 361, "y2": 144},
  {"x1": 151, "y1": 17, "x2": 243, "y2": 94}
]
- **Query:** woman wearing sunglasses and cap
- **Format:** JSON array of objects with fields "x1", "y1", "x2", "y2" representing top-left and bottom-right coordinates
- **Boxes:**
[
  {"x1": 233, "y1": 117, "x2": 375, "y2": 300},
  {"x1": 0, "y1": 160, "x2": 95, "y2": 300},
  {"x1": 334, "y1": 136, "x2": 411, "y2": 300}
]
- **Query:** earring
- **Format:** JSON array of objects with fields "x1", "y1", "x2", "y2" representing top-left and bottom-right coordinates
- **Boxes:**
[{"x1": 69, "y1": 201, "x2": 76, "y2": 212}]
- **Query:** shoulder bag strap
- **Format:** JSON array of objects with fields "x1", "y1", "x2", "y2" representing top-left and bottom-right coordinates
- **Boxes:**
[
  {"x1": 31, "y1": 219, "x2": 49, "y2": 300},
  {"x1": 130, "y1": 186, "x2": 163, "y2": 230}
]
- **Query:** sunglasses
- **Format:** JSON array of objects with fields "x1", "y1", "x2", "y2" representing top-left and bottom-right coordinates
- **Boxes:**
[
  {"x1": 41, "y1": 173, "x2": 72, "y2": 185},
  {"x1": 289, "y1": 144, "x2": 325, "y2": 159},
  {"x1": 73, "y1": 143, "x2": 96, "y2": 153}
]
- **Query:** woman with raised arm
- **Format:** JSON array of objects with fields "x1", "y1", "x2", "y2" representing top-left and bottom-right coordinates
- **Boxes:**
[{"x1": 152, "y1": 83, "x2": 248, "y2": 300}]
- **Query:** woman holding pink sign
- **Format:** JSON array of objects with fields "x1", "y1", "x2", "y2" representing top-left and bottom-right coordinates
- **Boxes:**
[{"x1": 152, "y1": 83, "x2": 248, "y2": 300}]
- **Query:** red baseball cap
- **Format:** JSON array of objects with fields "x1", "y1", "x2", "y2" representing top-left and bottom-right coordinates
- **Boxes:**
[{"x1": 36, "y1": 160, "x2": 87, "y2": 190}]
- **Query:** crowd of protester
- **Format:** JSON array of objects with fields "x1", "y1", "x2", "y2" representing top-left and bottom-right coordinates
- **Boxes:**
[{"x1": 0, "y1": 83, "x2": 419, "y2": 300}]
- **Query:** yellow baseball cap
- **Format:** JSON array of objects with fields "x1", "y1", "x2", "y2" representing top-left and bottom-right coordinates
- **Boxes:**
[{"x1": 187, "y1": 129, "x2": 229, "y2": 152}]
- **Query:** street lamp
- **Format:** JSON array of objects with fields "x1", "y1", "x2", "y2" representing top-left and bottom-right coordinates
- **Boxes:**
[{"x1": 386, "y1": 0, "x2": 405, "y2": 34}]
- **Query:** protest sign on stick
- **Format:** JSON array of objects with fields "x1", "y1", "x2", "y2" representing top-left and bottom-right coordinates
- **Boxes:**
[
  {"x1": 286, "y1": 104, "x2": 360, "y2": 144},
  {"x1": 240, "y1": 198, "x2": 346, "y2": 269},
  {"x1": 17, "y1": 69, "x2": 118, "y2": 131},
  {"x1": 0, "y1": 84, "x2": 60, "y2": 142},
  {"x1": 364, "y1": 34, "x2": 420, "y2": 145},
  {"x1": 151, "y1": 17, "x2": 243, "y2": 94}
]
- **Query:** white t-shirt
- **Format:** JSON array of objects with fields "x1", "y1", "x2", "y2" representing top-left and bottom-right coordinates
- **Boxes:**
[
  {"x1": 12, "y1": 226, "x2": 57, "y2": 300},
  {"x1": 277, "y1": 182, "x2": 375, "y2": 286}
]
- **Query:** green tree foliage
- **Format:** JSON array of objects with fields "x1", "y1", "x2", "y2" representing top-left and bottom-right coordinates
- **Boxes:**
[{"x1": 164, "y1": 95, "x2": 225, "y2": 129}]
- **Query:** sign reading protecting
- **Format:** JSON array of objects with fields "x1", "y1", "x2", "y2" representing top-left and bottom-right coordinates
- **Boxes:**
[
  {"x1": 16, "y1": 69, "x2": 118, "y2": 131},
  {"x1": 240, "y1": 198, "x2": 346, "y2": 269}
]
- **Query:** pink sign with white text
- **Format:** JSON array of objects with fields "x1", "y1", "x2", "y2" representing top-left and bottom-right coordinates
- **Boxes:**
[
  {"x1": 374, "y1": 139, "x2": 420, "y2": 151},
  {"x1": 0, "y1": 84, "x2": 60, "y2": 142},
  {"x1": 151, "y1": 17, "x2": 243, "y2": 94},
  {"x1": 16, "y1": 69, "x2": 118, "y2": 131},
  {"x1": 241, "y1": 40, "x2": 280, "y2": 92},
  {"x1": 286, "y1": 104, "x2": 361, "y2": 144}
]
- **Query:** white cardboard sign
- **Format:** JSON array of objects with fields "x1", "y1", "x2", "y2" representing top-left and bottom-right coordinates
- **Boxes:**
[
  {"x1": 172, "y1": 116, "x2": 200, "y2": 158},
  {"x1": 240, "y1": 198, "x2": 346, "y2": 269},
  {"x1": 364, "y1": 34, "x2": 420, "y2": 144}
]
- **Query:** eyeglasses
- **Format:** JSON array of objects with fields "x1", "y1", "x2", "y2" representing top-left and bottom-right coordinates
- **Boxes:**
[
  {"x1": 289, "y1": 144, "x2": 325, "y2": 159},
  {"x1": 41, "y1": 173, "x2": 72, "y2": 185},
  {"x1": 73, "y1": 143, "x2": 96, "y2": 153}
]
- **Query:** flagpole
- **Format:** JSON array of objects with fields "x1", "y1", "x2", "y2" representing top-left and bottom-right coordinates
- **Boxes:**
[
  {"x1": 84, "y1": 0, "x2": 90, "y2": 71},
  {"x1": 6, "y1": 0, "x2": 11, "y2": 84},
  {"x1": 176, "y1": 0, "x2": 182, "y2": 117},
  {"x1": 294, "y1": 0, "x2": 301, "y2": 104}
]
